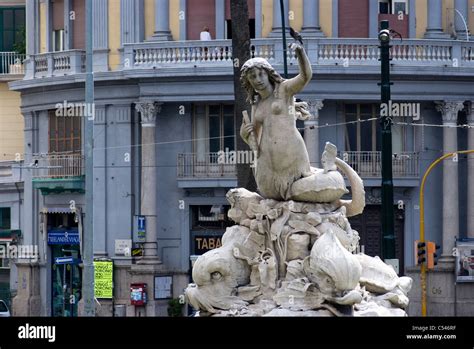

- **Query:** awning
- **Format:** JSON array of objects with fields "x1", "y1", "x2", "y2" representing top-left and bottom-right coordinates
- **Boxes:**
[
  {"x1": 40, "y1": 207, "x2": 75, "y2": 214},
  {"x1": 0, "y1": 229, "x2": 21, "y2": 239}
]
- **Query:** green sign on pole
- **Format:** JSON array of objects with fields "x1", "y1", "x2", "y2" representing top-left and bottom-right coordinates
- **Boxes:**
[{"x1": 94, "y1": 260, "x2": 113, "y2": 299}]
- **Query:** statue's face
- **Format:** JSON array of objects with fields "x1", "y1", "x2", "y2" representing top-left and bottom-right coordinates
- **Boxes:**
[{"x1": 247, "y1": 67, "x2": 270, "y2": 92}]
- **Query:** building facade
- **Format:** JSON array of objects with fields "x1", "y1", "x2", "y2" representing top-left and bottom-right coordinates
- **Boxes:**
[
  {"x1": 8, "y1": 0, "x2": 474, "y2": 316},
  {"x1": 0, "y1": 0, "x2": 25, "y2": 310}
]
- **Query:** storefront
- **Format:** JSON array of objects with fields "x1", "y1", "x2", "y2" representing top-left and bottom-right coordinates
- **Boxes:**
[{"x1": 44, "y1": 211, "x2": 82, "y2": 317}]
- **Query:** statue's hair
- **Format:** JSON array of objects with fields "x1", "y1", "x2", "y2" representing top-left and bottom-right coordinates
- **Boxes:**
[{"x1": 240, "y1": 58, "x2": 285, "y2": 104}]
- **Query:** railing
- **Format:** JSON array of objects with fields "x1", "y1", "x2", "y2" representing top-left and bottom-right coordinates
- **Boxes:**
[
  {"x1": 28, "y1": 50, "x2": 86, "y2": 78},
  {"x1": 339, "y1": 151, "x2": 419, "y2": 177},
  {"x1": 32, "y1": 153, "x2": 84, "y2": 179},
  {"x1": 125, "y1": 39, "x2": 277, "y2": 68},
  {"x1": 0, "y1": 52, "x2": 25, "y2": 75},
  {"x1": 123, "y1": 38, "x2": 474, "y2": 69},
  {"x1": 177, "y1": 152, "x2": 237, "y2": 178}
]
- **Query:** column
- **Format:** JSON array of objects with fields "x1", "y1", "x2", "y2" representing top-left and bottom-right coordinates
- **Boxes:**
[
  {"x1": 45, "y1": 0, "x2": 52, "y2": 51},
  {"x1": 467, "y1": 102, "x2": 474, "y2": 238},
  {"x1": 454, "y1": 0, "x2": 469, "y2": 40},
  {"x1": 121, "y1": 0, "x2": 145, "y2": 44},
  {"x1": 26, "y1": 0, "x2": 37, "y2": 55},
  {"x1": 93, "y1": 0, "x2": 109, "y2": 71},
  {"x1": 436, "y1": 101, "x2": 464, "y2": 263},
  {"x1": 151, "y1": 0, "x2": 172, "y2": 41},
  {"x1": 64, "y1": 0, "x2": 72, "y2": 50},
  {"x1": 93, "y1": 107, "x2": 107, "y2": 256},
  {"x1": 215, "y1": 0, "x2": 225, "y2": 39},
  {"x1": 179, "y1": 0, "x2": 187, "y2": 40},
  {"x1": 304, "y1": 100, "x2": 324, "y2": 168},
  {"x1": 255, "y1": 0, "x2": 262, "y2": 38},
  {"x1": 368, "y1": 0, "x2": 378, "y2": 38},
  {"x1": 135, "y1": 102, "x2": 161, "y2": 264},
  {"x1": 302, "y1": 0, "x2": 324, "y2": 37},
  {"x1": 424, "y1": 0, "x2": 450, "y2": 39},
  {"x1": 269, "y1": 0, "x2": 289, "y2": 37}
]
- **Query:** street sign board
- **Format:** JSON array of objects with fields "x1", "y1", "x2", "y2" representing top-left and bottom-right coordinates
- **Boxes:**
[
  {"x1": 55, "y1": 257, "x2": 81, "y2": 265},
  {"x1": 134, "y1": 216, "x2": 146, "y2": 243},
  {"x1": 48, "y1": 230, "x2": 80, "y2": 245}
]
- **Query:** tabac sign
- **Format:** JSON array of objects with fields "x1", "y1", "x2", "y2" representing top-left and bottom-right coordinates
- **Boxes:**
[{"x1": 192, "y1": 231, "x2": 223, "y2": 255}]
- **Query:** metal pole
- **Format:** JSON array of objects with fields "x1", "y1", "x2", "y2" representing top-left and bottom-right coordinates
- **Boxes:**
[
  {"x1": 82, "y1": 0, "x2": 95, "y2": 316},
  {"x1": 280, "y1": 0, "x2": 288, "y2": 78},
  {"x1": 453, "y1": 8, "x2": 469, "y2": 41},
  {"x1": 379, "y1": 20, "x2": 395, "y2": 261}
]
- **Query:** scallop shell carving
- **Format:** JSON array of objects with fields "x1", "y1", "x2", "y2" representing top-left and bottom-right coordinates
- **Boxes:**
[{"x1": 355, "y1": 254, "x2": 399, "y2": 293}]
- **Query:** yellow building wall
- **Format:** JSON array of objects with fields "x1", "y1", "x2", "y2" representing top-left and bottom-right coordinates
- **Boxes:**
[
  {"x1": 145, "y1": 0, "x2": 155, "y2": 39},
  {"x1": 262, "y1": 0, "x2": 273, "y2": 37},
  {"x1": 416, "y1": 0, "x2": 427, "y2": 38},
  {"x1": 289, "y1": 0, "x2": 303, "y2": 32},
  {"x1": 170, "y1": 0, "x2": 180, "y2": 40},
  {"x1": 0, "y1": 83, "x2": 24, "y2": 161},
  {"x1": 40, "y1": 1, "x2": 46, "y2": 53},
  {"x1": 320, "y1": 0, "x2": 332, "y2": 37},
  {"x1": 109, "y1": 0, "x2": 121, "y2": 70}
]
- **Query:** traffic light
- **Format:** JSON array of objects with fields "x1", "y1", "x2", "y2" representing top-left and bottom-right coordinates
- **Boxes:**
[
  {"x1": 415, "y1": 240, "x2": 426, "y2": 265},
  {"x1": 427, "y1": 241, "x2": 441, "y2": 269}
]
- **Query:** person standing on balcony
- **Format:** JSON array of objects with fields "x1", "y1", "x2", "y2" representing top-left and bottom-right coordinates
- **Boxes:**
[{"x1": 200, "y1": 26, "x2": 212, "y2": 41}]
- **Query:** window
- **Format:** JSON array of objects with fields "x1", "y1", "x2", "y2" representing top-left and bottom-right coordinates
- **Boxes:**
[
  {"x1": 0, "y1": 208, "x2": 10, "y2": 230},
  {"x1": 344, "y1": 104, "x2": 381, "y2": 152},
  {"x1": 378, "y1": 0, "x2": 408, "y2": 15},
  {"x1": 225, "y1": 19, "x2": 256, "y2": 39},
  {"x1": 191, "y1": 205, "x2": 232, "y2": 229},
  {"x1": 49, "y1": 111, "x2": 82, "y2": 153},
  {"x1": 53, "y1": 29, "x2": 64, "y2": 52},
  {"x1": 0, "y1": 7, "x2": 25, "y2": 52},
  {"x1": 193, "y1": 104, "x2": 235, "y2": 160}
]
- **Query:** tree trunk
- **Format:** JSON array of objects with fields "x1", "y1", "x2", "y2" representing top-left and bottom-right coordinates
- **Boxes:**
[{"x1": 231, "y1": 0, "x2": 257, "y2": 191}]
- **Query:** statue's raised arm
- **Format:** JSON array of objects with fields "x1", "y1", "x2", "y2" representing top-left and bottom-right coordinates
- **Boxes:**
[{"x1": 282, "y1": 43, "x2": 313, "y2": 96}]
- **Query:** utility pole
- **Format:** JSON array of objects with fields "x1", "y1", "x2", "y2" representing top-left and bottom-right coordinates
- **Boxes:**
[
  {"x1": 279, "y1": 0, "x2": 288, "y2": 78},
  {"x1": 379, "y1": 20, "x2": 396, "y2": 262},
  {"x1": 82, "y1": 0, "x2": 95, "y2": 316}
]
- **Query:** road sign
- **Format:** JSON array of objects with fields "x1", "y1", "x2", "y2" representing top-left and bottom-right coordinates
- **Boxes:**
[
  {"x1": 137, "y1": 216, "x2": 146, "y2": 231},
  {"x1": 55, "y1": 257, "x2": 81, "y2": 265},
  {"x1": 135, "y1": 216, "x2": 146, "y2": 243}
]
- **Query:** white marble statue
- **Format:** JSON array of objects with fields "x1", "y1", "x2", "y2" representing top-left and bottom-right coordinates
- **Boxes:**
[{"x1": 184, "y1": 45, "x2": 412, "y2": 317}]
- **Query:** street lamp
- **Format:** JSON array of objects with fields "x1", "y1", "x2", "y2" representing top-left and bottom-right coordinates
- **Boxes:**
[
  {"x1": 279, "y1": 0, "x2": 288, "y2": 78},
  {"x1": 379, "y1": 20, "x2": 396, "y2": 264}
]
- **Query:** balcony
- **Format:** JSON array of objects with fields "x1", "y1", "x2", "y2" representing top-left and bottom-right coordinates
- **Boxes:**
[
  {"x1": 27, "y1": 50, "x2": 85, "y2": 78},
  {"x1": 32, "y1": 152, "x2": 85, "y2": 195},
  {"x1": 177, "y1": 152, "x2": 237, "y2": 188},
  {"x1": 340, "y1": 151, "x2": 420, "y2": 178},
  {"x1": 0, "y1": 52, "x2": 25, "y2": 80},
  {"x1": 123, "y1": 38, "x2": 474, "y2": 70}
]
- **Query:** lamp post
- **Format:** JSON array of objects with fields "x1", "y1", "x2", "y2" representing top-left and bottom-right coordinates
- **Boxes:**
[
  {"x1": 280, "y1": 0, "x2": 288, "y2": 78},
  {"x1": 379, "y1": 20, "x2": 396, "y2": 262},
  {"x1": 82, "y1": 0, "x2": 95, "y2": 316}
]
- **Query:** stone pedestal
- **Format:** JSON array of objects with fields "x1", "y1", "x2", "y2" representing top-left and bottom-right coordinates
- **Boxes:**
[
  {"x1": 406, "y1": 266, "x2": 474, "y2": 316},
  {"x1": 11, "y1": 261, "x2": 41, "y2": 316}
]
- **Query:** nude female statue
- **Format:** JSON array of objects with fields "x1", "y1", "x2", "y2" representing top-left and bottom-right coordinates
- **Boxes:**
[
  {"x1": 239, "y1": 44, "x2": 365, "y2": 217},
  {"x1": 240, "y1": 43, "x2": 313, "y2": 201}
]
